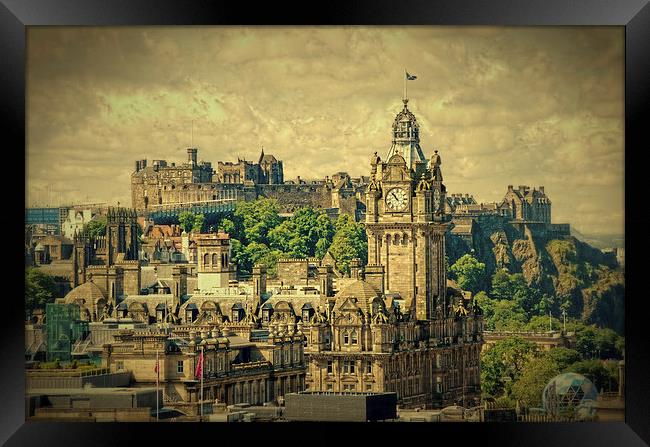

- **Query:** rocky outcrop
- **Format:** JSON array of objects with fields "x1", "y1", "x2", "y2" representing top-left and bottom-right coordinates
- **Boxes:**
[{"x1": 446, "y1": 218, "x2": 623, "y2": 331}]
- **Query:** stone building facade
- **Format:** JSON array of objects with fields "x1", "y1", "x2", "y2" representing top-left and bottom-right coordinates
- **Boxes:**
[
  {"x1": 131, "y1": 147, "x2": 367, "y2": 219},
  {"x1": 302, "y1": 98, "x2": 484, "y2": 409},
  {"x1": 501, "y1": 184, "x2": 551, "y2": 223},
  {"x1": 215, "y1": 148, "x2": 284, "y2": 185},
  {"x1": 101, "y1": 324, "x2": 305, "y2": 412}
]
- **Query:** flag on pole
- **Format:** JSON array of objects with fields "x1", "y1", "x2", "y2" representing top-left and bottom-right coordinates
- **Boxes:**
[
  {"x1": 406, "y1": 71, "x2": 417, "y2": 80},
  {"x1": 195, "y1": 350, "x2": 204, "y2": 379},
  {"x1": 154, "y1": 357, "x2": 159, "y2": 375}
]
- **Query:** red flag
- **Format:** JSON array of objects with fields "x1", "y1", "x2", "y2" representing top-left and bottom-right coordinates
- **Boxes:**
[
  {"x1": 154, "y1": 359, "x2": 159, "y2": 375},
  {"x1": 195, "y1": 350, "x2": 204, "y2": 379}
]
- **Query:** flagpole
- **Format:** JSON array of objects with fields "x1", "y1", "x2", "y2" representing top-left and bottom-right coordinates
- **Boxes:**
[
  {"x1": 156, "y1": 349, "x2": 159, "y2": 421},
  {"x1": 404, "y1": 68, "x2": 407, "y2": 101},
  {"x1": 200, "y1": 346, "x2": 204, "y2": 420}
]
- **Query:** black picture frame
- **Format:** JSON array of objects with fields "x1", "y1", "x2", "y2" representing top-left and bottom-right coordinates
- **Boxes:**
[{"x1": 2, "y1": 0, "x2": 648, "y2": 445}]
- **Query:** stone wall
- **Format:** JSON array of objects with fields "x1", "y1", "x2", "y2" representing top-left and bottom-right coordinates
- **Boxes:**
[{"x1": 276, "y1": 259, "x2": 309, "y2": 283}]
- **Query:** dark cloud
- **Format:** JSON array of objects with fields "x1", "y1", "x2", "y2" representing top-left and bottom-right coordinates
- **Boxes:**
[{"x1": 26, "y1": 26, "x2": 624, "y2": 236}]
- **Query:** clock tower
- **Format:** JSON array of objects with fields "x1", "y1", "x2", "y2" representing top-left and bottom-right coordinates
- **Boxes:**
[{"x1": 366, "y1": 98, "x2": 449, "y2": 321}]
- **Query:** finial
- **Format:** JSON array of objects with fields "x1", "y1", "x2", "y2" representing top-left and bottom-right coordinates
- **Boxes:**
[{"x1": 403, "y1": 98, "x2": 409, "y2": 106}]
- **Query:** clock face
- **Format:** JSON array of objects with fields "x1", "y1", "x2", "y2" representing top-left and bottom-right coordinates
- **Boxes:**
[{"x1": 386, "y1": 188, "x2": 408, "y2": 211}]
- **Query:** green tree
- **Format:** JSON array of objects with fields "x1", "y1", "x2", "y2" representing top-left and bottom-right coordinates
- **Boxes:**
[
  {"x1": 269, "y1": 207, "x2": 335, "y2": 258},
  {"x1": 234, "y1": 198, "x2": 281, "y2": 245},
  {"x1": 511, "y1": 355, "x2": 561, "y2": 407},
  {"x1": 83, "y1": 217, "x2": 106, "y2": 238},
  {"x1": 525, "y1": 315, "x2": 561, "y2": 332},
  {"x1": 594, "y1": 327, "x2": 624, "y2": 359},
  {"x1": 328, "y1": 214, "x2": 367, "y2": 275},
  {"x1": 219, "y1": 217, "x2": 236, "y2": 235},
  {"x1": 567, "y1": 359, "x2": 619, "y2": 393},
  {"x1": 545, "y1": 347, "x2": 582, "y2": 371},
  {"x1": 192, "y1": 213, "x2": 205, "y2": 233},
  {"x1": 242, "y1": 242, "x2": 284, "y2": 277},
  {"x1": 178, "y1": 211, "x2": 196, "y2": 234},
  {"x1": 491, "y1": 269, "x2": 528, "y2": 301},
  {"x1": 573, "y1": 324, "x2": 623, "y2": 360},
  {"x1": 25, "y1": 268, "x2": 59, "y2": 317},
  {"x1": 481, "y1": 336, "x2": 537, "y2": 398},
  {"x1": 473, "y1": 291, "x2": 494, "y2": 317},
  {"x1": 449, "y1": 254, "x2": 487, "y2": 294},
  {"x1": 491, "y1": 269, "x2": 515, "y2": 301},
  {"x1": 490, "y1": 300, "x2": 527, "y2": 331}
]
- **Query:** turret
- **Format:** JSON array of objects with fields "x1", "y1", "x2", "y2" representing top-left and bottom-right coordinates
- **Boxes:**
[{"x1": 187, "y1": 148, "x2": 198, "y2": 166}]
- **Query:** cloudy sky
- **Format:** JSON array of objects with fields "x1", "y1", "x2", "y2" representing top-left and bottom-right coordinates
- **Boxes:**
[{"x1": 26, "y1": 26, "x2": 624, "y2": 236}]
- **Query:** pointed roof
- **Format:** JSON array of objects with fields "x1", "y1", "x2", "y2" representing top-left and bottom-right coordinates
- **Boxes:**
[
  {"x1": 386, "y1": 99, "x2": 427, "y2": 170},
  {"x1": 334, "y1": 279, "x2": 381, "y2": 315}
]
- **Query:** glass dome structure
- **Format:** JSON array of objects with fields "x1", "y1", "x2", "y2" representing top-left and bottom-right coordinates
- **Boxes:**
[{"x1": 542, "y1": 372, "x2": 598, "y2": 416}]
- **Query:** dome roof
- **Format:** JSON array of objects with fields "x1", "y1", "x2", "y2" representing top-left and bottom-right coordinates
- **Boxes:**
[
  {"x1": 63, "y1": 281, "x2": 106, "y2": 304},
  {"x1": 334, "y1": 280, "x2": 381, "y2": 315}
]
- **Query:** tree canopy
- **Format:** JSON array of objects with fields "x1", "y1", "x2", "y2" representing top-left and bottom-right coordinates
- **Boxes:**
[
  {"x1": 83, "y1": 217, "x2": 106, "y2": 238},
  {"x1": 449, "y1": 254, "x2": 487, "y2": 294},
  {"x1": 25, "y1": 268, "x2": 59, "y2": 317},
  {"x1": 178, "y1": 212, "x2": 205, "y2": 234},
  {"x1": 327, "y1": 214, "x2": 367, "y2": 275},
  {"x1": 481, "y1": 336, "x2": 537, "y2": 397}
]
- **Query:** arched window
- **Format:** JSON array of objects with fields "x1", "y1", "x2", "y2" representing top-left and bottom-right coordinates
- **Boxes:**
[
  {"x1": 203, "y1": 253, "x2": 209, "y2": 266},
  {"x1": 351, "y1": 330, "x2": 358, "y2": 344},
  {"x1": 393, "y1": 234, "x2": 400, "y2": 245},
  {"x1": 212, "y1": 253, "x2": 218, "y2": 266},
  {"x1": 343, "y1": 331, "x2": 349, "y2": 345}
]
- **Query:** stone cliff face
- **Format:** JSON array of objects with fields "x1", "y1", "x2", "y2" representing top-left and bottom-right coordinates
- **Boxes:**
[{"x1": 446, "y1": 217, "x2": 623, "y2": 330}]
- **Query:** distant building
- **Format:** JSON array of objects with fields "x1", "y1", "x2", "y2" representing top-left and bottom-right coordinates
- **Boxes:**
[{"x1": 502, "y1": 185, "x2": 551, "y2": 223}]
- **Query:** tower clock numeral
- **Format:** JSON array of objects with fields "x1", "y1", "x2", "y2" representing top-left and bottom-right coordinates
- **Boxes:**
[{"x1": 386, "y1": 188, "x2": 408, "y2": 211}]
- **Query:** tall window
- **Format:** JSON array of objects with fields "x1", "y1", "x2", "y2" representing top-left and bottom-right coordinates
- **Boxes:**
[
  {"x1": 365, "y1": 361, "x2": 372, "y2": 374},
  {"x1": 326, "y1": 360, "x2": 333, "y2": 374},
  {"x1": 343, "y1": 332, "x2": 349, "y2": 345},
  {"x1": 351, "y1": 331, "x2": 358, "y2": 345},
  {"x1": 203, "y1": 253, "x2": 209, "y2": 266},
  {"x1": 212, "y1": 253, "x2": 218, "y2": 266},
  {"x1": 177, "y1": 361, "x2": 184, "y2": 374}
]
